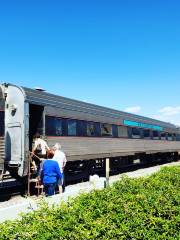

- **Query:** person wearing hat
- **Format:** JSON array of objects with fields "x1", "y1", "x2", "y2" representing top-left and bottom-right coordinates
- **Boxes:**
[{"x1": 52, "y1": 143, "x2": 67, "y2": 193}]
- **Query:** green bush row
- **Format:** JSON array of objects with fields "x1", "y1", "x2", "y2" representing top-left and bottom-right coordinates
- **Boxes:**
[{"x1": 0, "y1": 166, "x2": 180, "y2": 240}]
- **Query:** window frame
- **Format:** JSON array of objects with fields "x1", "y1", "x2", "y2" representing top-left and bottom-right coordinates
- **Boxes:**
[{"x1": 101, "y1": 123, "x2": 113, "y2": 137}]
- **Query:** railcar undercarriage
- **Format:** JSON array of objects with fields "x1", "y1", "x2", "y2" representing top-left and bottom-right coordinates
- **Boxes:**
[{"x1": 64, "y1": 151, "x2": 180, "y2": 184}]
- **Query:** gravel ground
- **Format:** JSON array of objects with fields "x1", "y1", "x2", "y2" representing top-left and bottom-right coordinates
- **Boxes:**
[
  {"x1": 0, "y1": 160, "x2": 180, "y2": 210},
  {"x1": 0, "y1": 195, "x2": 28, "y2": 209}
]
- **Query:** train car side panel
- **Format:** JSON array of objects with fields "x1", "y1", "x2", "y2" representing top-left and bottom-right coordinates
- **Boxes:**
[{"x1": 46, "y1": 137, "x2": 180, "y2": 161}]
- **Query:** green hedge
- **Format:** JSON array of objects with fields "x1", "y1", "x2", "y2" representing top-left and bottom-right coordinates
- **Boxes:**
[{"x1": 0, "y1": 166, "x2": 180, "y2": 240}]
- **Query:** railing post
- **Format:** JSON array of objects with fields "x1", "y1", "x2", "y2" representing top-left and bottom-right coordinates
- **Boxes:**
[
  {"x1": 105, "y1": 158, "x2": 110, "y2": 188},
  {"x1": 27, "y1": 153, "x2": 31, "y2": 196}
]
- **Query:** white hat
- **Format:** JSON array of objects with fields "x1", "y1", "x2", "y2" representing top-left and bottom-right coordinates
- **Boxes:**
[{"x1": 54, "y1": 143, "x2": 61, "y2": 150}]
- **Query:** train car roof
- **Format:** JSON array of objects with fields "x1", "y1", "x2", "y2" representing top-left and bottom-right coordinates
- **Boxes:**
[
  {"x1": 0, "y1": 83, "x2": 177, "y2": 130},
  {"x1": 19, "y1": 85, "x2": 177, "y2": 130}
]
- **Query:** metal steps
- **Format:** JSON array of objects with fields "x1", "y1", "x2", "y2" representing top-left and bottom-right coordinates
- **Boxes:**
[{"x1": 0, "y1": 137, "x2": 5, "y2": 163}]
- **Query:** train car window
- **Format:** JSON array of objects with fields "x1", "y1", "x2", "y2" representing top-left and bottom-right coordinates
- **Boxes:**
[
  {"x1": 160, "y1": 132, "x2": 167, "y2": 140},
  {"x1": 101, "y1": 123, "x2": 112, "y2": 137},
  {"x1": 118, "y1": 126, "x2": 128, "y2": 138},
  {"x1": 68, "y1": 119, "x2": 77, "y2": 136},
  {"x1": 152, "y1": 130, "x2": 159, "y2": 139},
  {"x1": 172, "y1": 134, "x2": 176, "y2": 141},
  {"x1": 46, "y1": 116, "x2": 55, "y2": 136},
  {"x1": 167, "y1": 133, "x2": 173, "y2": 141},
  {"x1": 127, "y1": 127, "x2": 132, "y2": 138},
  {"x1": 55, "y1": 118, "x2": 63, "y2": 136},
  {"x1": 77, "y1": 120, "x2": 87, "y2": 136},
  {"x1": 177, "y1": 134, "x2": 180, "y2": 141},
  {"x1": 112, "y1": 125, "x2": 118, "y2": 138},
  {"x1": 143, "y1": 129, "x2": 151, "y2": 138},
  {"x1": 131, "y1": 128, "x2": 141, "y2": 138},
  {"x1": 0, "y1": 111, "x2": 4, "y2": 136},
  {"x1": 87, "y1": 122, "x2": 95, "y2": 136},
  {"x1": 45, "y1": 116, "x2": 63, "y2": 136}
]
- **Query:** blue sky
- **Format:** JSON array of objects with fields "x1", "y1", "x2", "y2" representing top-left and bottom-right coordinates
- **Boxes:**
[{"x1": 0, "y1": 0, "x2": 180, "y2": 125}]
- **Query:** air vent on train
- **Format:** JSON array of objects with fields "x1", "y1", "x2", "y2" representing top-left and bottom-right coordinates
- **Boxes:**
[{"x1": 34, "y1": 87, "x2": 46, "y2": 92}]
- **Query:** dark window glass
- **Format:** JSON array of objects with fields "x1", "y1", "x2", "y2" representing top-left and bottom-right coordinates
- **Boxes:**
[
  {"x1": 46, "y1": 116, "x2": 55, "y2": 136},
  {"x1": 112, "y1": 125, "x2": 118, "y2": 138},
  {"x1": 77, "y1": 120, "x2": 87, "y2": 136},
  {"x1": 143, "y1": 129, "x2": 150, "y2": 138},
  {"x1": 167, "y1": 133, "x2": 173, "y2": 141},
  {"x1": 128, "y1": 127, "x2": 132, "y2": 138},
  {"x1": 94, "y1": 122, "x2": 101, "y2": 137},
  {"x1": 87, "y1": 122, "x2": 95, "y2": 136},
  {"x1": 172, "y1": 134, "x2": 176, "y2": 141},
  {"x1": 177, "y1": 134, "x2": 180, "y2": 141},
  {"x1": 68, "y1": 119, "x2": 77, "y2": 136},
  {"x1": 132, "y1": 128, "x2": 141, "y2": 138},
  {"x1": 0, "y1": 111, "x2": 4, "y2": 136},
  {"x1": 161, "y1": 132, "x2": 167, "y2": 140},
  {"x1": 55, "y1": 119, "x2": 63, "y2": 136},
  {"x1": 118, "y1": 126, "x2": 128, "y2": 137},
  {"x1": 153, "y1": 130, "x2": 159, "y2": 139},
  {"x1": 45, "y1": 116, "x2": 63, "y2": 136},
  {"x1": 101, "y1": 123, "x2": 112, "y2": 137}
]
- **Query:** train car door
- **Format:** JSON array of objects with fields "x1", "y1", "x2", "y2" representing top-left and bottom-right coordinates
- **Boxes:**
[
  {"x1": 6, "y1": 122, "x2": 22, "y2": 163},
  {"x1": 4, "y1": 84, "x2": 25, "y2": 176},
  {"x1": 29, "y1": 104, "x2": 44, "y2": 151}
]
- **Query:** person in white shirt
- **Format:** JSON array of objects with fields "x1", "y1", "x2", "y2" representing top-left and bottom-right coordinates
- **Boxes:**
[
  {"x1": 32, "y1": 133, "x2": 50, "y2": 158},
  {"x1": 52, "y1": 143, "x2": 67, "y2": 193}
]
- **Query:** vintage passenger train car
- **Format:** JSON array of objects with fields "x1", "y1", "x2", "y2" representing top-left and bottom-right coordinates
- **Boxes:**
[{"x1": 0, "y1": 83, "x2": 180, "y2": 179}]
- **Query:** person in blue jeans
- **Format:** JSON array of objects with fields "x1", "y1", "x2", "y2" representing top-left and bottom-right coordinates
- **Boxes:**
[{"x1": 40, "y1": 150, "x2": 62, "y2": 197}]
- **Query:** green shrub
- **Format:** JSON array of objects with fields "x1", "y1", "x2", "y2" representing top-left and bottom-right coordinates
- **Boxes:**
[{"x1": 0, "y1": 166, "x2": 180, "y2": 240}]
